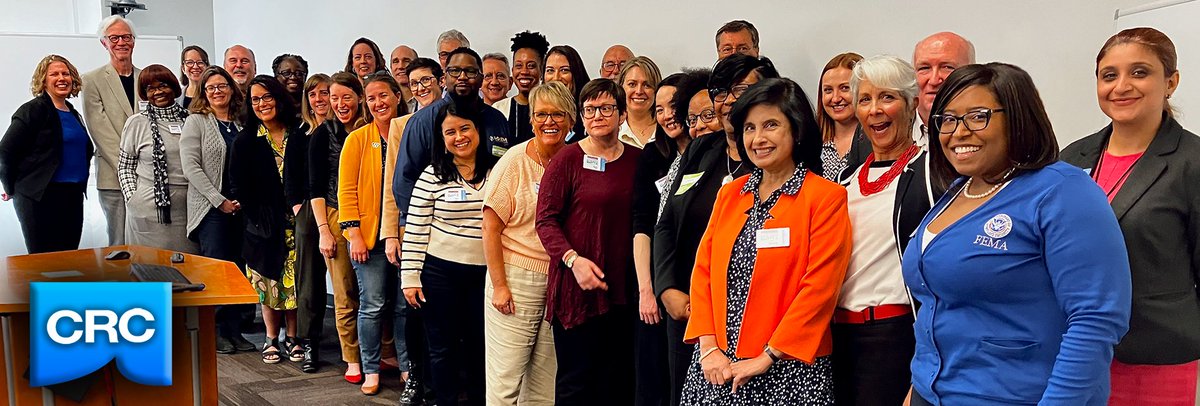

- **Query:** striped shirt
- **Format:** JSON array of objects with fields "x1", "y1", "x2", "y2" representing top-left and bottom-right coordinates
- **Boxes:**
[{"x1": 400, "y1": 164, "x2": 488, "y2": 288}]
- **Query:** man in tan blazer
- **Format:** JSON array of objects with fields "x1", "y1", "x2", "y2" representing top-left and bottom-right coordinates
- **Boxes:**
[{"x1": 82, "y1": 15, "x2": 141, "y2": 245}]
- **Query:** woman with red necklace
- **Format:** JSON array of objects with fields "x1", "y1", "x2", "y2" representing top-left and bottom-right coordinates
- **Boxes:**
[{"x1": 831, "y1": 55, "x2": 944, "y2": 405}]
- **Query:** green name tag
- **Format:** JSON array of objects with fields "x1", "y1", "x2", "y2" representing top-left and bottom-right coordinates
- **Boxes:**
[{"x1": 674, "y1": 172, "x2": 704, "y2": 196}]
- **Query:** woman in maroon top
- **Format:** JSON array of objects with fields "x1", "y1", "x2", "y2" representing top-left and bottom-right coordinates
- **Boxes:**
[{"x1": 536, "y1": 78, "x2": 641, "y2": 404}]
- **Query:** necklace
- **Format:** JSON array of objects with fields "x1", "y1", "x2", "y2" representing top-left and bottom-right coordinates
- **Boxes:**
[
  {"x1": 216, "y1": 118, "x2": 235, "y2": 133},
  {"x1": 961, "y1": 167, "x2": 1016, "y2": 199},
  {"x1": 532, "y1": 142, "x2": 550, "y2": 168},
  {"x1": 857, "y1": 145, "x2": 920, "y2": 196},
  {"x1": 723, "y1": 154, "x2": 743, "y2": 185}
]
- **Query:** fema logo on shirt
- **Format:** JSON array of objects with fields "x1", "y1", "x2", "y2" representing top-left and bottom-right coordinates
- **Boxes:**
[
  {"x1": 29, "y1": 282, "x2": 173, "y2": 387},
  {"x1": 984, "y1": 214, "x2": 1013, "y2": 238}
]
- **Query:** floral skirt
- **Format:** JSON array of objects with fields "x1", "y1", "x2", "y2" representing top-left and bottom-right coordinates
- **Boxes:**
[{"x1": 246, "y1": 224, "x2": 297, "y2": 310}]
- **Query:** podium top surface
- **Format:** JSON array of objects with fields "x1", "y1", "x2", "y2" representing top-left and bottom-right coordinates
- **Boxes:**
[{"x1": 0, "y1": 245, "x2": 258, "y2": 313}]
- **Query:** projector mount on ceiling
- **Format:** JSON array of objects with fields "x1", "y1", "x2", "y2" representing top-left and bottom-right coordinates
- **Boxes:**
[{"x1": 108, "y1": 1, "x2": 147, "y2": 17}]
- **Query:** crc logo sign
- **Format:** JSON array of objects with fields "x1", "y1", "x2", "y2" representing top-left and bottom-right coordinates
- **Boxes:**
[{"x1": 30, "y1": 282, "x2": 172, "y2": 387}]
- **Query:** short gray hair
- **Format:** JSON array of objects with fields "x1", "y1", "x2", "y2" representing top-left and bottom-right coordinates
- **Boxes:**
[
  {"x1": 482, "y1": 52, "x2": 509, "y2": 69},
  {"x1": 97, "y1": 15, "x2": 137, "y2": 40},
  {"x1": 437, "y1": 29, "x2": 470, "y2": 48},
  {"x1": 850, "y1": 55, "x2": 918, "y2": 107}
]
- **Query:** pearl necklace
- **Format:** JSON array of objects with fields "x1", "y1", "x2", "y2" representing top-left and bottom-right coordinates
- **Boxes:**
[{"x1": 961, "y1": 168, "x2": 1016, "y2": 199}]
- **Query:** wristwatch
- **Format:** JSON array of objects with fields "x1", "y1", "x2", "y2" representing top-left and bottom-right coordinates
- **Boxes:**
[
  {"x1": 764, "y1": 345, "x2": 781, "y2": 363},
  {"x1": 564, "y1": 251, "x2": 579, "y2": 268}
]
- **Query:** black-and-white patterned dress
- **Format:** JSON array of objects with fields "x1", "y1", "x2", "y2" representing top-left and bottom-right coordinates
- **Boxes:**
[
  {"x1": 680, "y1": 167, "x2": 835, "y2": 405},
  {"x1": 820, "y1": 141, "x2": 849, "y2": 183}
]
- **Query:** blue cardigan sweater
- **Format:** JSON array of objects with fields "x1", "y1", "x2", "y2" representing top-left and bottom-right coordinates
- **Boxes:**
[{"x1": 902, "y1": 162, "x2": 1131, "y2": 405}]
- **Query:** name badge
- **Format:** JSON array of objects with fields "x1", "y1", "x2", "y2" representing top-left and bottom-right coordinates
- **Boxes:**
[
  {"x1": 583, "y1": 155, "x2": 606, "y2": 172},
  {"x1": 167, "y1": 124, "x2": 183, "y2": 134},
  {"x1": 675, "y1": 172, "x2": 704, "y2": 196},
  {"x1": 756, "y1": 228, "x2": 790, "y2": 249},
  {"x1": 443, "y1": 188, "x2": 467, "y2": 202},
  {"x1": 654, "y1": 175, "x2": 672, "y2": 195},
  {"x1": 492, "y1": 145, "x2": 509, "y2": 157},
  {"x1": 533, "y1": 182, "x2": 541, "y2": 194},
  {"x1": 138, "y1": 100, "x2": 149, "y2": 111}
]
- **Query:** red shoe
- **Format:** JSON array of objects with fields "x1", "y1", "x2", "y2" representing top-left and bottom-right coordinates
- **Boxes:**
[{"x1": 344, "y1": 372, "x2": 364, "y2": 384}]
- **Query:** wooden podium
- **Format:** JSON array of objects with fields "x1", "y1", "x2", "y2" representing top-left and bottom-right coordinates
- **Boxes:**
[{"x1": 0, "y1": 245, "x2": 257, "y2": 405}]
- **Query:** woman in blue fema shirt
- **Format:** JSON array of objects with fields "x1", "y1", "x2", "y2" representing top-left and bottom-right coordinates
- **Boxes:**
[{"x1": 904, "y1": 62, "x2": 1132, "y2": 405}]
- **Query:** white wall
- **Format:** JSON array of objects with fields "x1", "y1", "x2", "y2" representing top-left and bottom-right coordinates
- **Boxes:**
[
  {"x1": 214, "y1": 0, "x2": 1152, "y2": 145},
  {"x1": 126, "y1": 0, "x2": 216, "y2": 56}
]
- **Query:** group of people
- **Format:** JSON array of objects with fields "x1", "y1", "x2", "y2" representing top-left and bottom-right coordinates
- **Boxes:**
[{"x1": 0, "y1": 13, "x2": 1196, "y2": 406}]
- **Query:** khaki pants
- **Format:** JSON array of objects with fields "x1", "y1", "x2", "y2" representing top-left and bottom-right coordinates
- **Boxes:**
[
  {"x1": 325, "y1": 208, "x2": 361, "y2": 363},
  {"x1": 484, "y1": 264, "x2": 556, "y2": 405}
]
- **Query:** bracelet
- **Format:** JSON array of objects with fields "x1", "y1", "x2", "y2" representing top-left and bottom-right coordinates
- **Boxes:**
[
  {"x1": 700, "y1": 346, "x2": 721, "y2": 362},
  {"x1": 339, "y1": 220, "x2": 360, "y2": 229},
  {"x1": 317, "y1": 224, "x2": 329, "y2": 229},
  {"x1": 763, "y1": 345, "x2": 780, "y2": 363}
]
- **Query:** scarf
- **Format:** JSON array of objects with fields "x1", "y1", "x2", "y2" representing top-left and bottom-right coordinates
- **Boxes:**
[{"x1": 146, "y1": 103, "x2": 188, "y2": 223}]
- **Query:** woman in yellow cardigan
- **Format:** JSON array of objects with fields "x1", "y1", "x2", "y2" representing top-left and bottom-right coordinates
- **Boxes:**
[
  {"x1": 682, "y1": 78, "x2": 852, "y2": 405},
  {"x1": 337, "y1": 72, "x2": 405, "y2": 396}
]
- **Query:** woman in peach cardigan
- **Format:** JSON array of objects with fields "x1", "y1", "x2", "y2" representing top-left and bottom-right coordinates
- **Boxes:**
[{"x1": 682, "y1": 78, "x2": 851, "y2": 405}]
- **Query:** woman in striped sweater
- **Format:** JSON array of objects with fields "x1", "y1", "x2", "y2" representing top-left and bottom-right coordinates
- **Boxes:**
[{"x1": 401, "y1": 101, "x2": 495, "y2": 406}]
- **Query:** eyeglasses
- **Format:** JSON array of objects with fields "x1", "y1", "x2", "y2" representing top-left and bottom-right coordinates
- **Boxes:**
[
  {"x1": 411, "y1": 76, "x2": 437, "y2": 90},
  {"x1": 144, "y1": 83, "x2": 172, "y2": 93},
  {"x1": 204, "y1": 83, "x2": 230, "y2": 93},
  {"x1": 711, "y1": 84, "x2": 751, "y2": 103},
  {"x1": 932, "y1": 108, "x2": 1006, "y2": 134},
  {"x1": 602, "y1": 60, "x2": 628, "y2": 72},
  {"x1": 106, "y1": 34, "x2": 134, "y2": 44},
  {"x1": 277, "y1": 70, "x2": 307, "y2": 79},
  {"x1": 250, "y1": 94, "x2": 276, "y2": 106},
  {"x1": 582, "y1": 104, "x2": 619, "y2": 119},
  {"x1": 446, "y1": 67, "x2": 481, "y2": 79},
  {"x1": 686, "y1": 109, "x2": 717, "y2": 127},
  {"x1": 533, "y1": 111, "x2": 569, "y2": 124},
  {"x1": 183, "y1": 60, "x2": 206, "y2": 68}
]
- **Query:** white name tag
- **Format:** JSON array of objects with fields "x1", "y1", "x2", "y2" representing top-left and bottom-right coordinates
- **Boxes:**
[
  {"x1": 492, "y1": 145, "x2": 508, "y2": 157},
  {"x1": 675, "y1": 172, "x2": 704, "y2": 196},
  {"x1": 756, "y1": 228, "x2": 790, "y2": 249},
  {"x1": 138, "y1": 100, "x2": 149, "y2": 111},
  {"x1": 167, "y1": 124, "x2": 183, "y2": 134},
  {"x1": 654, "y1": 175, "x2": 672, "y2": 195},
  {"x1": 533, "y1": 182, "x2": 541, "y2": 193},
  {"x1": 582, "y1": 155, "x2": 606, "y2": 172},
  {"x1": 443, "y1": 188, "x2": 467, "y2": 202}
]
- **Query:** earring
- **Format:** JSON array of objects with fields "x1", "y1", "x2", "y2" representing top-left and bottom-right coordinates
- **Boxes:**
[{"x1": 1167, "y1": 94, "x2": 1173, "y2": 99}]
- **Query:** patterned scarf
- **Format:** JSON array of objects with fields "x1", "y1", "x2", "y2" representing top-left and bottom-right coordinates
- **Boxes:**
[{"x1": 146, "y1": 103, "x2": 188, "y2": 223}]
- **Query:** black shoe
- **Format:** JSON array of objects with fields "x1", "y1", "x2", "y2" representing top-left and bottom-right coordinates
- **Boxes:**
[
  {"x1": 398, "y1": 376, "x2": 424, "y2": 406},
  {"x1": 300, "y1": 342, "x2": 319, "y2": 373},
  {"x1": 216, "y1": 335, "x2": 236, "y2": 354},
  {"x1": 229, "y1": 334, "x2": 256, "y2": 352}
]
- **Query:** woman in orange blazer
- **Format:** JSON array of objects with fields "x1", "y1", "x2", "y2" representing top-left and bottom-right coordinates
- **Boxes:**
[{"x1": 682, "y1": 78, "x2": 851, "y2": 405}]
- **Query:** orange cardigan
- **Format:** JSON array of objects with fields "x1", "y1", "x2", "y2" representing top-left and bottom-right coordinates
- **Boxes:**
[
  {"x1": 684, "y1": 171, "x2": 852, "y2": 362},
  {"x1": 337, "y1": 122, "x2": 392, "y2": 250}
]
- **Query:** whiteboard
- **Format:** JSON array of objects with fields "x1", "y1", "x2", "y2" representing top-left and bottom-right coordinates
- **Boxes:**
[
  {"x1": 0, "y1": 32, "x2": 182, "y2": 256},
  {"x1": 1116, "y1": 0, "x2": 1197, "y2": 130}
]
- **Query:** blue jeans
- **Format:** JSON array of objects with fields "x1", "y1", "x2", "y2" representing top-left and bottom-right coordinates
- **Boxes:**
[{"x1": 353, "y1": 242, "x2": 408, "y2": 374}]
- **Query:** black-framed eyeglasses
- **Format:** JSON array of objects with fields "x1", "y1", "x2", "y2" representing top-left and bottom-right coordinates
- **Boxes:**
[
  {"x1": 686, "y1": 109, "x2": 717, "y2": 127},
  {"x1": 411, "y1": 76, "x2": 437, "y2": 90},
  {"x1": 602, "y1": 60, "x2": 628, "y2": 72},
  {"x1": 250, "y1": 94, "x2": 276, "y2": 106},
  {"x1": 276, "y1": 70, "x2": 307, "y2": 79},
  {"x1": 183, "y1": 60, "x2": 206, "y2": 68},
  {"x1": 582, "y1": 104, "x2": 619, "y2": 119},
  {"x1": 204, "y1": 83, "x2": 230, "y2": 93},
  {"x1": 144, "y1": 82, "x2": 172, "y2": 93},
  {"x1": 106, "y1": 34, "x2": 134, "y2": 44},
  {"x1": 446, "y1": 67, "x2": 481, "y2": 79},
  {"x1": 932, "y1": 108, "x2": 1006, "y2": 134},
  {"x1": 710, "y1": 84, "x2": 750, "y2": 103},
  {"x1": 532, "y1": 111, "x2": 568, "y2": 124}
]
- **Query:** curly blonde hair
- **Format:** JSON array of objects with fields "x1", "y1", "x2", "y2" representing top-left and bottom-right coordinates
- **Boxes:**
[{"x1": 30, "y1": 54, "x2": 83, "y2": 98}]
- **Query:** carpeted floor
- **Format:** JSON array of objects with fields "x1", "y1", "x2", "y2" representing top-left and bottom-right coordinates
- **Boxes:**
[{"x1": 216, "y1": 309, "x2": 406, "y2": 405}]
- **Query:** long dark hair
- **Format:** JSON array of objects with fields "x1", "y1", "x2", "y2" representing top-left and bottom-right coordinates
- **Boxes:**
[
  {"x1": 344, "y1": 37, "x2": 387, "y2": 77},
  {"x1": 545, "y1": 45, "x2": 590, "y2": 101},
  {"x1": 430, "y1": 102, "x2": 495, "y2": 185},
  {"x1": 926, "y1": 63, "x2": 1058, "y2": 191},
  {"x1": 650, "y1": 72, "x2": 693, "y2": 158},
  {"x1": 730, "y1": 78, "x2": 824, "y2": 176},
  {"x1": 243, "y1": 75, "x2": 299, "y2": 130}
]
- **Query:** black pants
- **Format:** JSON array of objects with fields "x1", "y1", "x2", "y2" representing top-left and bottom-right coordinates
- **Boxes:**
[
  {"x1": 635, "y1": 308, "x2": 670, "y2": 406},
  {"x1": 553, "y1": 306, "x2": 635, "y2": 405},
  {"x1": 831, "y1": 315, "x2": 915, "y2": 406},
  {"x1": 663, "y1": 313, "x2": 692, "y2": 406},
  {"x1": 194, "y1": 207, "x2": 250, "y2": 337},
  {"x1": 13, "y1": 182, "x2": 84, "y2": 254},
  {"x1": 294, "y1": 201, "x2": 327, "y2": 342},
  {"x1": 909, "y1": 390, "x2": 933, "y2": 406},
  {"x1": 420, "y1": 255, "x2": 485, "y2": 406}
]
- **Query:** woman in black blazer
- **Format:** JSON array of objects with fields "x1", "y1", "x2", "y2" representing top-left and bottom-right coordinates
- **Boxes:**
[
  {"x1": 1062, "y1": 27, "x2": 1200, "y2": 405},
  {"x1": 0, "y1": 55, "x2": 92, "y2": 253}
]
